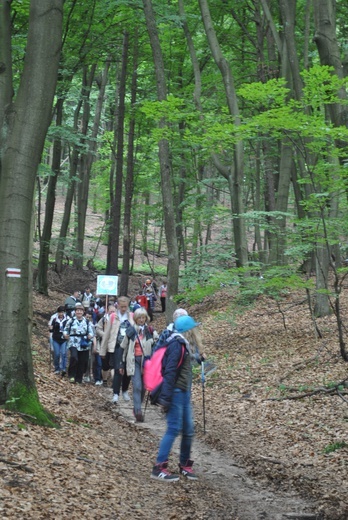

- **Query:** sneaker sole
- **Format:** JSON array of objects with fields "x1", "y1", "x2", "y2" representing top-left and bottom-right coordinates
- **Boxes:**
[
  {"x1": 150, "y1": 475, "x2": 179, "y2": 482},
  {"x1": 179, "y1": 471, "x2": 198, "y2": 480}
]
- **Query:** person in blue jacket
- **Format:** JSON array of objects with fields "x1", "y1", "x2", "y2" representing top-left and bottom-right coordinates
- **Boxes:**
[{"x1": 151, "y1": 315, "x2": 203, "y2": 482}]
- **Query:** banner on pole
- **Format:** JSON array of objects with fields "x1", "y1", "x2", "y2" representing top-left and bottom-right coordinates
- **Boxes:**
[{"x1": 96, "y1": 275, "x2": 118, "y2": 296}]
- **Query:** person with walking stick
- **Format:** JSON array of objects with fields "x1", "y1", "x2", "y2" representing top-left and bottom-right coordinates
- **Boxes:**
[{"x1": 150, "y1": 315, "x2": 204, "y2": 482}]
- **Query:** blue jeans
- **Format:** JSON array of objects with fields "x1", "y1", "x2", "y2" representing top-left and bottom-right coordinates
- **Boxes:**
[
  {"x1": 132, "y1": 356, "x2": 145, "y2": 414},
  {"x1": 93, "y1": 352, "x2": 102, "y2": 382},
  {"x1": 157, "y1": 388, "x2": 194, "y2": 465},
  {"x1": 52, "y1": 340, "x2": 67, "y2": 372}
]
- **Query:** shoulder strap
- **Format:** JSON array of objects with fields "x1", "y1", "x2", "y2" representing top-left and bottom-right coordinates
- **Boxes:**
[{"x1": 68, "y1": 318, "x2": 74, "y2": 335}]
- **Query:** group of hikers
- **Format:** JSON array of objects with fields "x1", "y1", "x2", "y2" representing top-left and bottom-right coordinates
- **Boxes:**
[{"x1": 48, "y1": 279, "x2": 205, "y2": 481}]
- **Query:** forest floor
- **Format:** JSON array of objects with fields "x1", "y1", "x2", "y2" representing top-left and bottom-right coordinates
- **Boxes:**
[{"x1": 1, "y1": 268, "x2": 348, "y2": 519}]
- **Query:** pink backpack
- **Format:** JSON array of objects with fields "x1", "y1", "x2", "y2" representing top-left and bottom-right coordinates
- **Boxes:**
[{"x1": 143, "y1": 338, "x2": 185, "y2": 392}]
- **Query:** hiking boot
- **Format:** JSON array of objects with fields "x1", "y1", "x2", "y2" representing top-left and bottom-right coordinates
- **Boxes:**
[
  {"x1": 112, "y1": 394, "x2": 119, "y2": 403},
  {"x1": 102, "y1": 380, "x2": 108, "y2": 387},
  {"x1": 151, "y1": 462, "x2": 179, "y2": 482},
  {"x1": 122, "y1": 391, "x2": 130, "y2": 401},
  {"x1": 135, "y1": 412, "x2": 144, "y2": 423},
  {"x1": 179, "y1": 460, "x2": 198, "y2": 480}
]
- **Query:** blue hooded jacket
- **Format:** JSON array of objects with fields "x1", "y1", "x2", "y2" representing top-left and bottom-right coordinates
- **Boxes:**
[{"x1": 157, "y1": 334, "x2": 189, "y2": 408}]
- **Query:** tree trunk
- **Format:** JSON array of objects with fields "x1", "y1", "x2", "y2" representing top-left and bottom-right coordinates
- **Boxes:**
[
  {"x1": 109, "y1": 32, "x2": 129, "y2": 275},
  {"x1": 0, "y1": 0, "x2": 63, "y2": 411},
  {"x1": 313, "y1": 0, "x2": 348, "y2": 127},
  {"x1": 142, "y1": 0, "x2": 179, "y2": 321},
  {"x1": 0, "y1": 0, "x2": 12, "y2": 155},
  {"x1": 314, "y1": 243, "x2": 330, "y2": 317},
  {"x1": 278, "y1": 0, "x2": 303, "y2": 99},
  {"x1": 55, "y1": 147, "x2": 78, "y2": 271},
  {"x1": 268, "y1": 140, "x2": 293, "y2": 265},
  {"x1": 74, "y1": 64, "x2": 97, "y2": 269},
  {"x1": 120, "y1": 34, "x2": 138, "y2": 296},
  {"x1": 55, "y1": 96, "x2": 83, "y2": 272},
  {"x1": 106, "y1": 65, "x2": 121, "y2": 273},
  {"x1": 140, "y1": 191, "x2": 150, "y2": 259},
  {"x1": 37, "y1": 97, "x2": 64, "y2": 294},
  {"x1": 198, "y1": 0, "x2": 248, "y2": 268}
]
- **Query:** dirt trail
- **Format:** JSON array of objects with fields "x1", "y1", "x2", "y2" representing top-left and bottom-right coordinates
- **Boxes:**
[
  {"x1": 13, "y1": 284, "x2": 344, "y2": 519},
  {"x1": 99, "y1": 386, "x2": 320, "y2": 520}
]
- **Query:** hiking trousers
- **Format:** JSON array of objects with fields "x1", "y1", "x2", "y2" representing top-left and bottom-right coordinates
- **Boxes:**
[
  {"x1": 113, "y1": 345, "x2": 131, "y2": 395},
  {"x1": 52, "y1": 340, "x2": 67, "y2": 372},
  {"x1": 157, "y1": 388, "x2": 194, "y2": 465},
  {"x1": 68, "y1": 347, "x2": 89, "y2": 383},
  {"x1": 132, "y1": 356, "x2": 145, "y2": 415}
]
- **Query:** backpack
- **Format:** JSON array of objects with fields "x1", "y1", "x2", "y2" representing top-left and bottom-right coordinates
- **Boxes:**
[
  {"x1": 67, "y1": 317, "x2": 89, "y2": 340},
  {"x1": 143, "y1": 334, "x2": 186, "y2": 405},
  {"x1": 136, "y1": 294, "x2": 148, "y2": 309}
]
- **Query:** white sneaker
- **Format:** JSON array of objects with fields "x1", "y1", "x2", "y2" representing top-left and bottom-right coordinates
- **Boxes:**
[
  {"x1": 95, "y1": 380, "x2": 103, "y2": 386},
  {"x1": 123, "y1": 391, "x2": 131, "y2": 402},
  {"x1": 112, "y1": 394, "x2": 119, "y2": 403}
]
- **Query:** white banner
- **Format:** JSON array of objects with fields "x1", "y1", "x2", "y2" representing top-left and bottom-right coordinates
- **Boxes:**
[{"x1": 96, "y1": 275, "x2": 118, "y2": 296}]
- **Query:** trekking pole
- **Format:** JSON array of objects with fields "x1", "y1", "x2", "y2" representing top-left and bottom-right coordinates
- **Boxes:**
[
  {"x1": 49, "y1": 334, "x2": 53, "y2": 371},
  {"x1": 201, "y1": 360, "x2": 206, "y2": 435}
]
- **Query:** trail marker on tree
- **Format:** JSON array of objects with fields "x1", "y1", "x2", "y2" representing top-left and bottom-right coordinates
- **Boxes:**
[{"x1": 5, "y1": 268, "x2": 21, "y2": 278}]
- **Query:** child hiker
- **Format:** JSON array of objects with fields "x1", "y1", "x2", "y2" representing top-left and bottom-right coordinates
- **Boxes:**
[{"x1": 151, "y1": 315, "x2": 203, "y2": 482}]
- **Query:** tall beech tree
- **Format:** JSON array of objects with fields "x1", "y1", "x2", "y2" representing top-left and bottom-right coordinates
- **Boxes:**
[{"x1": 0, "y1": 0, "x2": 63, "y2": 414}]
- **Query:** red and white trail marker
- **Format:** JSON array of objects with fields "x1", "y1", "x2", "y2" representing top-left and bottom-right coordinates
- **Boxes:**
[{"x1": 6, "y1": 268, "x2": 21, "y2": 278}]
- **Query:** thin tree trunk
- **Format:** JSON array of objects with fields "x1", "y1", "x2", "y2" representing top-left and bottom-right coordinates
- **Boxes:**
[
  {"x1": 268, "y1": 140, "x2": 292, "y2": 265},
  {"x1": 55, "y1": 97, "x2": 83, "y2": 272},
  {"x1": 106, "y1": 64, "x2": 121, "y2": 273},
  {"x1": 37, "y1": 97, "x2": 64, "y2": 293},
  {"x1": 120, "y1": 34, "x2": 138, "y2": 296},
  {"x1": 109, "y1": 32, "x2": 129, "y2": 275},
  {"x1": 142, "y1": 0, "x2": 180, "y2": 320},
  {"x1": 198, "y1": 0, "x2": 248, "y2": 268},
  {"x1": 74, "y1": 63, "x2": 97, "y2": 269}
]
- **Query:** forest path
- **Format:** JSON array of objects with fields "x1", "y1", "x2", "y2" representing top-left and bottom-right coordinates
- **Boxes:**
[{"x1": 98, "y1": 385, "x2": 319, "y2": 520}]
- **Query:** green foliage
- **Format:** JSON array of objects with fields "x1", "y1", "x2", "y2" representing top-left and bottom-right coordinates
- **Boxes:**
[
  {"x1": 132, "y1": 263, "x2": 167, "y2": 277},
  {"x1": 322, "y1": 442, "x2": 347, "y2": 454},
  {"x1": 178, "y1": 257, "x2": 314, "y2": 307},
  {"x1": 175, "y1": 283, "x2": 218, "y2": 305},
  {"x1": 235, "y1": 266, "x2": 314, "y2": 306},
  {"x1": 301, "y1": 65, "x2": 348, "y2": 109},
  {"x1": 92, "y1": 259, "x2": 107, "y2": 272},
  {"x1": 50, "y1": 237, "x2": 83, "y2": 264},
  {"x1": 238, "y1": 78, "x2": 290, "y2": 109}
]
